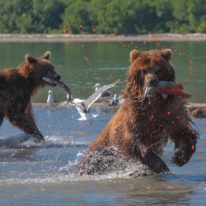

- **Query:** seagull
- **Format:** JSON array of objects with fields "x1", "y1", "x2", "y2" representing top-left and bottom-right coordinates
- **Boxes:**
[
  {"x1": 72, "y1": 98, "x2": 90, "y2": 121},
  {"x1": 109, "y1": 94, "x2": 119, "y2": 106},
  {"x1": 47, "y1": 90, "x2": 56, "y2": 107},
  {"x1": 94, "y1": 83, "x2": 113, "y2": 98},
  {"x1": 46, "y1": 90, "x2": 71, "y2": 108},
  {"x1": 73, "y1": 80, "x2": 120, "y2": 120},
  {"x1": 109, "y1": 94, "x2": 124, "y2": 106}
]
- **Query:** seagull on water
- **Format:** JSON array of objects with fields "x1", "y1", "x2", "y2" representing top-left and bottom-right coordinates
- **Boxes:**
[
  {"x1": 109, "y1": 94, "x2": 119, "y2": 106},
  {"x1": 47, "y1": 90, "x2": 56, "y2": 107},
  {"x1": 109, "y1": 94, "x2": 124, "y2": 106},
  {"x1": 46, "y1": 90, "x2": 71, "y2": 108},
  {"x1": 72, "y1": 80, "x2": 120, "y2": 121}
]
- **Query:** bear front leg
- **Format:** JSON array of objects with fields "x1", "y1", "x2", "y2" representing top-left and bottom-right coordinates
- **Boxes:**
[
  {"x1": 135, "y1": 144, "x2": 170, "y2": 174},
  {"x1": 7, "y1": 104, "x2": 44, "y2": 143},
  {"x1": 170, "y1": 125, "x2": 197, "y2": 166}
]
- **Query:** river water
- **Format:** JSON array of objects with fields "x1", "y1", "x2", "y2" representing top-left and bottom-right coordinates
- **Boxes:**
[
  {"x1": 0, "y1": 41, "x2": 206, "y2": 102},
  {"x1": 0, "y1": 41, "x2": 206, "y2": 205}
]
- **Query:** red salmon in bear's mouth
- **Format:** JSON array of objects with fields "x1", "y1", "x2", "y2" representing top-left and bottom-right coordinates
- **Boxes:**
[{"x1": 143, "y1": 80, "x2": 191, "y2": 99}]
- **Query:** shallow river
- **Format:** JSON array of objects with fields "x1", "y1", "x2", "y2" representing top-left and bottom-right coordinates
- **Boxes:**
[{"x1": 0, "y1": 106, "x2": 205, "y2": 206}]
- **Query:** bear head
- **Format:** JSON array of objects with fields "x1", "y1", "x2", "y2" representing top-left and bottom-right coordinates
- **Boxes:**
[
  {"x1": 125, "y1": 49, "x2": 175, "y2": 100},
  {"x1": 24, "y1": 51, "x2": 61, "y2": 87}
]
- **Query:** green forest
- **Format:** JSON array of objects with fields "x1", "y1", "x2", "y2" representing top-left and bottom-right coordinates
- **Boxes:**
[{"x1": 0, "y1": 0, "x2": 206, "y2": 34}]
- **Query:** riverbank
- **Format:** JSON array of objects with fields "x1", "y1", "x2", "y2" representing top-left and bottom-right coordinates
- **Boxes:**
[
  {"x1": 32, "y1": 102, "x2": 206, "y2": 118},
  {"x1": 1, "y1": 33, "x2": 206, "y2": 42},
  {"x1": 187, "y1": 103, "x2": 206, "y2": 118}
]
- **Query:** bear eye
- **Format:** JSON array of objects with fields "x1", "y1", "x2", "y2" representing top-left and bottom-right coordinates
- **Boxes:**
[
  {"x1": 155, "y1": 69, "x2": 162, "y2": 75},
  {"x1": 147, "y1": 67, "x2": 159, "y2": 73},
  {"x1": 45, "y1": 64, "x2": 55, "y2": 71},
  {"x1": 141, "y1": 69, "x2": 147, "y2": 75}
]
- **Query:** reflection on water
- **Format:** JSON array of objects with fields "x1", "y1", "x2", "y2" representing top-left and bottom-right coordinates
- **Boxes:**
[
  {"x1": 0, "y1": 41, "x2": 206, "y2": 102},
  {"x1": 0, "y1": 107, "x2": 206, "y2": 205}
]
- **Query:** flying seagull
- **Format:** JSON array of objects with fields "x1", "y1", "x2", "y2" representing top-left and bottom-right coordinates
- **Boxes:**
[
  {"x1": 94, "y1": 83, "x2": 113, "y2": 98},
  {"x1": 72, "y1": 80, "x2": 120, "y2": 120}
]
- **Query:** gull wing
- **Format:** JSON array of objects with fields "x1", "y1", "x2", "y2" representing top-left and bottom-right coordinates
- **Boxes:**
[
  {"x1": 84, "y1": 80, "x2": 120, "y2": 111},
  {"x1": 75, "y1": 104, "x2": 87, "y2": 120},
  {"x1": 72, "y1": 98, "x2": 88, "y2": 116}
]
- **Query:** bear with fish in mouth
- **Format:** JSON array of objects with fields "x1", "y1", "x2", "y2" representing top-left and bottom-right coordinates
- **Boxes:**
[
  {"x1": 0, "y1": 51, "x2": 71, "y2": 143},
  {"x1": 78, "y1": 48, "x2": 198, "y2": 175}
]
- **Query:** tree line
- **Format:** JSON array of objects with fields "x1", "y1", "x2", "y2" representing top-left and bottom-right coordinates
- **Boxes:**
[{"x1": 0, "y1": 0, "x2": 206, "y2": 34}]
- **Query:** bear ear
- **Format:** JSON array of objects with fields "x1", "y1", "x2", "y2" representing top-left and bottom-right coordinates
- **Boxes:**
[
  {"x1": 129, "y1": 49, "x2": 141, "y2": 63},
  {"x1": 43, "y1": 51, "x2": 51, "y2": 60},
  {"x1": 25, "y1": 54, "x2": 37, "y2": 64},
  {"x1": 160, "y1": 49, "x2": 172, "y2": 61}
]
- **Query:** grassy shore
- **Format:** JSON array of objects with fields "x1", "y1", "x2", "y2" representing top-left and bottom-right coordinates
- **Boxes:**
[{"x1": 0, "y1": 33, "x2": 206, "y2": 42}]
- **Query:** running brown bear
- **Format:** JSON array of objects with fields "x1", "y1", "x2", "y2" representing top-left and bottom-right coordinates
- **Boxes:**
[{"x1": 0, "y1": 51, "x2": 65, "y2": 143}]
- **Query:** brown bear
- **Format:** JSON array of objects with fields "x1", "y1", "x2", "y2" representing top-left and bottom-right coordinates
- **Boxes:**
[
  {"x1": 79, "y1": 49, "x2": 198, "y2": 175},
  {"x1": 0, "y1": 51, "x2": 65, "y2": 143}
]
